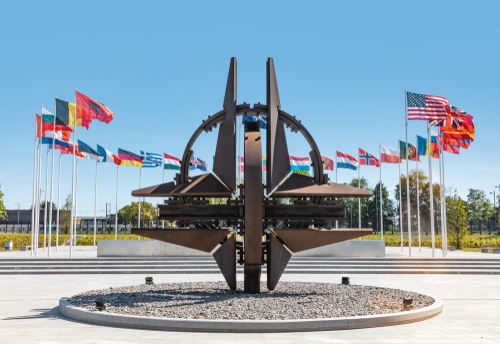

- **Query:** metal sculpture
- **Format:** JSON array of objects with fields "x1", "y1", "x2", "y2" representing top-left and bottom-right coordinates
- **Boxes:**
[{"x1": 131, "y1": 58, "x2": 373, "y2": 293}]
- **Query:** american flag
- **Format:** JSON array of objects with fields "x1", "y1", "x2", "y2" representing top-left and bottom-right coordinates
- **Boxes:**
[{"x1": 407, "y1": 91, "x2": 448, "y2": 121}]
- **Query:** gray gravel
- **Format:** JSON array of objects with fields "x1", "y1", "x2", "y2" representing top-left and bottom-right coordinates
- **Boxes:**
[{"x1": 68, "y1": 282, "x2": 434, "y2": 320}]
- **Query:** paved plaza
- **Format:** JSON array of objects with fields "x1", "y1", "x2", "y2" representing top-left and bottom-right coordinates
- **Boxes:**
[{"x1": 0, "y1": 255, "x2": 499, "y2": 343}]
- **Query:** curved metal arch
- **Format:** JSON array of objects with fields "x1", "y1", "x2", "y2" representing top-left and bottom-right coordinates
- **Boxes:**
[{"x1": 178, "y1": 103, "x2": 325, "y2": 192}]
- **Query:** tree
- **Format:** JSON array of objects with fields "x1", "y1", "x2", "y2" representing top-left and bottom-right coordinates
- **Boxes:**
[
  {"x1": 368, "y1": 181, "x2": 395, "y2": 233},
  {"x1": 338, "y1": 177, "x2": 372, "y2": 228},
  {"x1": 0, "y1": 184, "x2": 6, "y2": 220},
  {"x1": 119, "y1": 201, "x2": 158, "y2": 225},
  {"x1": 62, "y1": 194, "x2": 72, "y2": 210},
  {"x1": 446, "y1": 191, "x2": 469, "y2": 249},
  {"x1": 39, "y1": 201, "x2": 57, "y2": 209},
  {"x1": 467, "y1": 189, "x2": 492, "y2": 234}
]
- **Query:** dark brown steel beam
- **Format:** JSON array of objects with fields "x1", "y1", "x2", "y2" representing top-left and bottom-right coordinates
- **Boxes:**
[
  {"x1": 267, "y1": 234, "x2": 292, "y2": 291},
  {"x1": 131, "y1": 228, "x2": 232, "y2": 253},
  {"x1": 213, "y1": 234, "x2": 237, "y2": 290},
  {"x1": 266, "y1": 58, "x2": 291, "y2": 194},
  {"x1": 271, "y1": 228, "x2": 373, "y2": 253},
  {"x1": 213, "y1": 57, "x2": 237, "y2": 191}
]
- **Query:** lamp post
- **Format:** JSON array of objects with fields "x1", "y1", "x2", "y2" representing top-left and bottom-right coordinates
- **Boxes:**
[{"x1": 15, "y1": 203, "x2": 20, "y2": 225}]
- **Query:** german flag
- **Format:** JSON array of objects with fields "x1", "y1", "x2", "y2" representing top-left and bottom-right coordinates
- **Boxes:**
[{"x1": 118, "y1": 148, "x2": 142, "y2": 167}]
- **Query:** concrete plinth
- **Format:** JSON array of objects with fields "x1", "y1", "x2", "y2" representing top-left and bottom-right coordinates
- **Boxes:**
[
  {"x1": 97, "y1": 240, "x2": 211, "y2": 257},
  {"x1": 293, "y1": 240, "x2": 385, "y2": 257}
]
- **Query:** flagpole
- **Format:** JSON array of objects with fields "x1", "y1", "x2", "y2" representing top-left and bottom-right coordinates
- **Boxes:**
[
  {"x1": 416, "y1": 133, "x2": 421, "y2": 252},
  {"x1": 162, "y1": 152, "x2": 164, "y2": 229},
  {"x1": 47, "y1": 98, "x2": 57, "y2": 257},
  {"x1": 428, "y1": 123, "x2": 435, "y2": 257},
  {"x1": 74, "y1": 156, "x2": 79, "y2": 251},
  {"x1": 115, "y1": 163, "x2": 119, "y2": 240},
  {"x1": 358, "y1": 147, "x2": 361, "y2": 231},
  {"x1": 36, "y1": 106, "x2": 43, "y2": 257},
  {"x1": 56, "y1": 151, "x2": 61, "y2": 252},
  {"x1": 335, "y1": 150, "x2": 338, "y2": 229},
  {"x1": 138, "y1": 164, "x2": 142, "y2": 230},
  {"x1": 405, "y1": 90, "x2": 412, "y2": 257},
  {"x1": 69, "y1": 91, "x2": 77, "y2": 257},
  {"x1": 31, "y1": 120, "x2": 37, "y2": 256},
  {"x1": 379, "y1": 143, "x2": 383, "y2": 240},
  {"x1": 442, "y1": 148, "x2": 448, "y2": 256},
  {"x1": 43, "y1": 144, "x2": 49, "y2": 253},
  {"x1": 438, "y1": 139, "x2": 445, "y2": 256},
  {"x1": 398, "y1": 138, "x2": 403, "y2": 252},
  {"x1": 94, "y1": 159, "x2": 98, "y2": 250}
]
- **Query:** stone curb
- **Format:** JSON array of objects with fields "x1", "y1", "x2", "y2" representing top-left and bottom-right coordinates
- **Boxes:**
[{"x1": 59, "y1": 296, "x2": 443, "y2": 333}]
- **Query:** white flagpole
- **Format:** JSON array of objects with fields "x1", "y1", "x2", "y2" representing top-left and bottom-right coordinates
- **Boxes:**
[
  {"x1": 162, "y1": 152, "x2": 164, "y2": 229},
  {"x1": 428, "y1": 123, "x2": 435, "y2": 257},
  {"x1": 335, "y1": 150, "x2": 338, "y2": 229},
  {"x1": 36, "y1": 106, "x2": 43, "y2": 257},
  {"x1": 43, "y1": 144, "x2": 49, "y2": 253},
  {"x1": 358, "y1": 148, "x2": 361, "y2": 230},
  {"x1": 56, "y1": 151, "x2": 61, "y2": 252},
  {"x1": 404, "y1": 90, "x2": 412, "y2": 257},
  {"x1": 69, "y1": 91, "x2": 77, "y2": 257},
  {"x1": 74, "y1": 156, "x2": 79, "y2": 251},
  {"x1": 442, "y1": 149, "x2": 448, "y2": 256},
  {"x1": 138, "y1": 165, "x2": 142, "y2": 229},
  {"x1": 438, "y1": 139, "x2": 444, "y2": 256},
  {"x1": 379, "y1": 143, "x2": 383, "y2": 240},
  {"x1": 47, "y1": 99, "x2": 57, "y2": 257},
  {"x1": 115, "y1": 164, "x2": 119, "y2": 240},
  {"x1": 31, "y1": 122, "x2": 37, "y2": 256},
  {"x1": 398, "y1": 139, "x2": 403, "y2": 252},
  {"x1": 416, "y1": 133, "x2": 421, "y2": 252},
  {"x1": 93, "y1": 159, "x2": 98, "y2": 250}
]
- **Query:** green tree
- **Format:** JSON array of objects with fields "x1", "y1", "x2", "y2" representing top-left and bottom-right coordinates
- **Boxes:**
[
  {"x1": 368, "y1": 181, "x2": 395, "y2": 233},
  {"x1": 446, "y1": 191, "x2": 469, "y2": 249},
  {"x1": 338, "y1": 177, "x2": 371, "y2": 227},
  {"x1": 0, "y1": 184, "x2": 6, "y2": 220},
  {"x1": 119, "y1": 201, "x2": 158, "y2": 225},
  {"x1": 467, "y1": 189, "x2": 492, "y2": 234}
]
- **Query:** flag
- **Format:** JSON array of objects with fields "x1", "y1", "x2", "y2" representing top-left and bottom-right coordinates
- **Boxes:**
[
  {"x1": 164, "y1": 153, "x2": 181, "y2": 170},
  {"x1": 380, "y1": 145, "x2": 400, "y2": 164},
  {"x1": 417, "y1": 135, "x2": 429, "y2": 156},
  {"x1": 407, "y1": 91, "x2": 448, "y2": 121},
  {"x1": 443, "y1": 137, "x2": 470, "y2": 149},
  {"x1": 321, "y1": 156, "x2": 334, "y2": 171},
  {"x1": 441, "y1": 113, "x2": 475, "y2": 141},
  {"x1": 399, "y1": 140, "x2": 421, "y2": 162},
  {"x1": 443, "y1": 144, "x2": 460, "y2": 154},
  {"x1": 78, "y1": 140, "x2": 103, "y2": 161},
  {"x1": 56, "y1": 98, "x2": 92, "y2": 129},
  {"x1": 430, "y1": 132, "x2": 440, "y2": 159},
  {"x1": 242, "y1": 115, "x2": 266, "y2": 129},
  {"x1": 75, "y1": 91, "x2": 114, "y2": 127},
  {"x1": 118, "y1": 148, "x2": 142, "y2": 167},
  {"x1": 97, "y1": 144, "x2": 122, "y2": 165},
  {"x1": 337, "y1": 151, "x2": 358, "y2": 170},
  {"x1": 49, "y1": 139, "x2": 84, "y2": 157},
  {"x1": 358, "y1": 148, "x2": 380, "y2": 167},
  {"x1": 238, "y1": 156, "x2": 267, "y2": 172},
  {"x1": 190, "y1": 156, "x2": 208, "y2": 171},
  {"x1": 37, "y1": 113, "x2": 73, "y2": 135},
  {"x1": 289, "y1": 156, "x2": 310, "y2": 171},
  {"x1": 140, "y1": 151, "x2": 162, "y2": 168},
  {"x1": 41, "y1": 130, "x2": 71, "y2": 143}
]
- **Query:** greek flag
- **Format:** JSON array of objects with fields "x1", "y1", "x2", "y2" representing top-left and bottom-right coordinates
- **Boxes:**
[{"x1": 140, "y1": 150, "x2": 162, "y2": 168}]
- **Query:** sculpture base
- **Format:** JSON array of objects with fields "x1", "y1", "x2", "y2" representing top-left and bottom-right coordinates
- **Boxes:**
[{"x1": 244, "y1": 264, "x2": 262, "y2": 293}]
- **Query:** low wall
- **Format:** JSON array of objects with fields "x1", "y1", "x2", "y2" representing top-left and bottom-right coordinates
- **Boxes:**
[
  {"x1": 294, "y1": 240, "x2": 386, "y2": 257},
  {"x1": 97, "y1": 240, "x2": 211, "y2": 257},
  {"x1": 97, "y1": 239, "x2": 385, "y2": 258}
]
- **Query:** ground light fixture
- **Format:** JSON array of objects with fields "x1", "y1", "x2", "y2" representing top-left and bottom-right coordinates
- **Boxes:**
[
  {"x1": 94, "y1": 299, "x2": 106, "y2": 311},
  {"x1": 341, "y1": 277, "x2": 350, "y2": 285},
  {"x1": 145, "y1": 277, "x2": 154, "y2": 285},
  {"x1": 403, "y1": 298, "x2": 413, "y2": 310}
]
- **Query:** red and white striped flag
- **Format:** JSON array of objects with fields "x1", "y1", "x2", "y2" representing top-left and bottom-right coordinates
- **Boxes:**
[{"x1": 407, "y1": 91, "x2": 448, "y2": 121}]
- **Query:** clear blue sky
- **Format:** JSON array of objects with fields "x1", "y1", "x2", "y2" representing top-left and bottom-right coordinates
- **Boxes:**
[{"x1": 1, "y1": 1, "x2": 499, "y2": 217}]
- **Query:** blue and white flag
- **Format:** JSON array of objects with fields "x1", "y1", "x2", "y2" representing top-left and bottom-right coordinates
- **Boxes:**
[
  {"x1": 242, "y1": 115, "x2": 266, "y2": 129},
  {"x1": 140, "y1": 150, "x2": 162, "y2": 168}
]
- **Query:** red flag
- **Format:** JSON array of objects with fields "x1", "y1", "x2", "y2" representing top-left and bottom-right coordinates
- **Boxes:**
[{"x1": 75, "y1": 91, "x2": 114, "y2": 127}]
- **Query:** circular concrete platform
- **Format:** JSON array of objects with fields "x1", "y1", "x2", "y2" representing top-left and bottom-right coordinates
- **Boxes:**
[{"x1": 59, "y1": 296, "x2": 443, "y2": 333}]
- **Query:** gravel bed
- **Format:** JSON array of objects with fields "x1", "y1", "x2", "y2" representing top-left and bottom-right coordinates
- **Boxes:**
[{"x1": 68, "y1": 282, "x2": 434, "y2": 320}]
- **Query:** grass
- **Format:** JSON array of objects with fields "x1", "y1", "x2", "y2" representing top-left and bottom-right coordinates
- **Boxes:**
[
  {"x1": 0, "y1": 233, "x2": 68, "y2": 249},
  {"x1": 359, "y1": 234, "x2": 500, "y2": 249}
]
